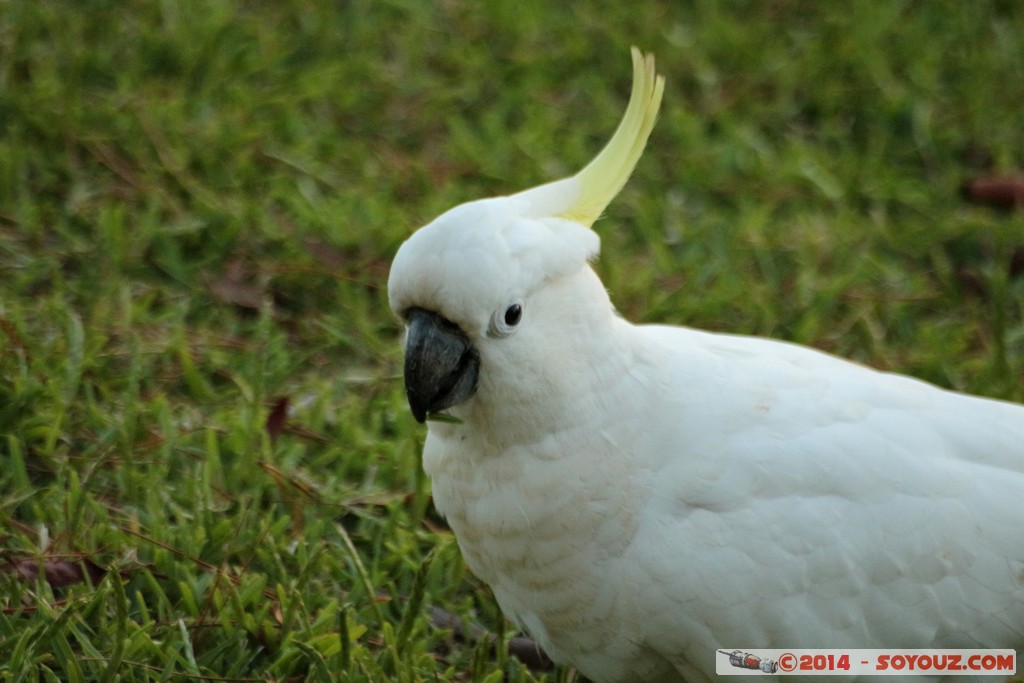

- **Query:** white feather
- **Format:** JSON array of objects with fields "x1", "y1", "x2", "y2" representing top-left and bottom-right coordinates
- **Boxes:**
[{"x1": 388, "y1": 49, "x2": 1024, "y2": 682}]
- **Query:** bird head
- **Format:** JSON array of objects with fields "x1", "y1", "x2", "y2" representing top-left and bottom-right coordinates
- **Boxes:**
[{"x1": 388, "y1": 48, "x2": 664, "y2": 424}]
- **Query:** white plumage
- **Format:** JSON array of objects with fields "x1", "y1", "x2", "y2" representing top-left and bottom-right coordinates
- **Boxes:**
[{"x1": 387, "y1": 48, "x2": 1024, "y2": 682}]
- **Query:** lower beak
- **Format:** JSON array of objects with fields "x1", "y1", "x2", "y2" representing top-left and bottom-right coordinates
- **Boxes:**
[{"x1": 403, "y1": 308, "x2": 480, "y2": 423}]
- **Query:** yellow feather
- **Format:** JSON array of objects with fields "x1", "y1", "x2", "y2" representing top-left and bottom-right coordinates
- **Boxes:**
[{"x1": 558, "y1": 47, "x2": 665, "y2": 228}]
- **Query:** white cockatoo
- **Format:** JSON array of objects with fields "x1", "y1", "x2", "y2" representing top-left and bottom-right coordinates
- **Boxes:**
[{"x1": 387, "y1": 48, "x2": 1024, "y2": 682}]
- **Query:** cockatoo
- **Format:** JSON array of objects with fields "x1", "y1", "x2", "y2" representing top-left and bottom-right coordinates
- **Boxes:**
[{"x1": 387, "y1": 48, "x2": 1024, "y2": 682}]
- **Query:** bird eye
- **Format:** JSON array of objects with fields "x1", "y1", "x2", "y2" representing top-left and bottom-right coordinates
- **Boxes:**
[
  {"x1": 504, "y1": 303, "x2": 522, "y2": 327},
  {"x1": 488, "y1": 301, "x2": 523, "y2": 338}
]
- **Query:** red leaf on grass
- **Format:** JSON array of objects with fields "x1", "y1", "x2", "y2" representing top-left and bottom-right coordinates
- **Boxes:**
[
  {"x1": 962, "y1": 176, "x2": 1024, "y2": 210},
  {"x1": 428, "y1": 605, "x2": 554, "y2": 672},
  {"x1": 266, "y1": 396, "x2": 290, "y2": 443},
  {"x1": 14, "y1": 557, "x2": 106, "y2": 588},
  {"x1": 1010, "y1": 247, "x2": 1024, "y2": 279},
  {"x1": 210, "y1": 257, "x2": 265, "y2": 310},
  {"x1": 303, "y1": 237, "x2": 348, "y2": 270}
]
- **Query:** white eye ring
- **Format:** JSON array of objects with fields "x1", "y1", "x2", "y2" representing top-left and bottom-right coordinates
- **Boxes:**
[{"x1": 488, "y1": 301, "x2": 523, "y2": 338}]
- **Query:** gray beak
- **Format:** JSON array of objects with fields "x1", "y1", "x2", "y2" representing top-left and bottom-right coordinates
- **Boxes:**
[{"x1": 403, "y1": 308, "x2": 480, "y2": 423}]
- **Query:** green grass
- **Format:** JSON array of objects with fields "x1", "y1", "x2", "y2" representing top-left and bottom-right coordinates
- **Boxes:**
[{"x1": 1, "y1": 1, "x2": 1023, "y2": 680}]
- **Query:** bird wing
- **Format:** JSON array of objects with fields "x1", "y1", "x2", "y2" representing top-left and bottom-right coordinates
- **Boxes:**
[{"x1": 621, "y1": 323, "x2": 1024, "y2": 676}]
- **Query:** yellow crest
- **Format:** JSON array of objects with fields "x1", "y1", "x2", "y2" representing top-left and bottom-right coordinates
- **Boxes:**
[{"x1": 558, "y1": 47, "x2": 665, "y2": 227}]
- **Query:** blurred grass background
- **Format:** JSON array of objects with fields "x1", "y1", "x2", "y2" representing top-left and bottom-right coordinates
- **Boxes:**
[{"x1": 1, "y1": 1, "x2": 1022, "y2": 680}]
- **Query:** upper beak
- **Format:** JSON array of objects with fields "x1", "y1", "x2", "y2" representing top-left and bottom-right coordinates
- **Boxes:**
[{"x1": 403, "y1": 308, "x2": 480, "y2": 423}]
